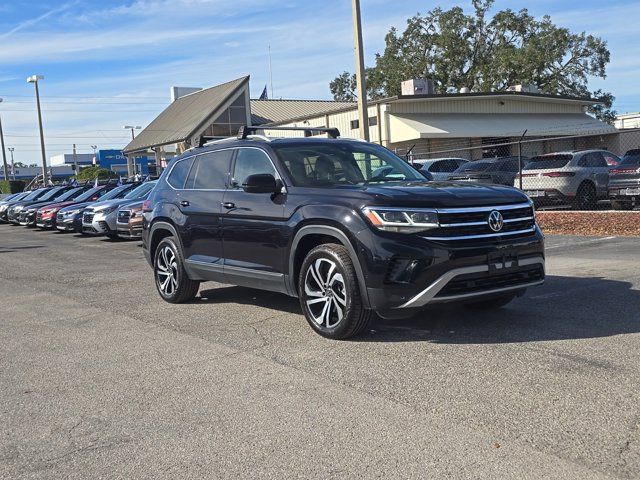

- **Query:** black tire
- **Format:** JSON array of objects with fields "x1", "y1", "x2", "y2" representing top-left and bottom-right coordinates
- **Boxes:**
[
  {"x1": 611, "y1": 200, "x2": 633, "y2": 211},
  {"x1": 572, "y1": 182, "x2": 597, "y2": 210},
  {"x1": 299, "y1": 244, "x2": 372, "y2": 340},
  {"x1": 465, "y1": 292, "x2": 519, "y2": 310},
  {"x1": 153, "y1": 236, "x2": 200, "y2": 303}
]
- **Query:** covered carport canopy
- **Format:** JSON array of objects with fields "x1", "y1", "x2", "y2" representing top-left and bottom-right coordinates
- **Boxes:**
[{"x1": 388, "y1": 113, "x2": 618, "y2": 143}]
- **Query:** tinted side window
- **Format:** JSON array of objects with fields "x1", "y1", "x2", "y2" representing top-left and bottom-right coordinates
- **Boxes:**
[
  {"x1": 187, "y1": 150, "x2": 233, "y2": 190},
  {"x1": 429, "y1": 161, "x2": 444, "y2": 173},
  {"x1": 166, "y1": 157, "x2": 194, "y2": 189},
  {"x1": 232, "y1": 148, "x2": 277, "y2": 186},
  {"x1": 591, "y1": 152, "x2": 608, "y2": 167}
]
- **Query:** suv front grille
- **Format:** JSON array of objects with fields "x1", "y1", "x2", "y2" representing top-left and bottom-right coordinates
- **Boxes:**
[
  {"x1": 83, "y1": 212, "x2": 94, "y2": 224},
  {"x1": 117, "y1": 210, "x2": 131, "y2": 224},
  {"x1": 425, "y1": 203, "x2": 535, "y2": 241}
]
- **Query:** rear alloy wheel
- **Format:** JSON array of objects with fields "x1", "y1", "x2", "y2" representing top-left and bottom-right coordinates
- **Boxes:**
[
  {"x1": 154, "y1": 236, "x2": 200, "y2": 303},
  {"x1": 572, "y1": 182, "x2": 597, "y2": 210},
  {"x1": 299, "y1": 244, "x2": 371, "y2": 340},
  {"x1": 611, "y1": 200, "x2": 633, "y2": 211}
]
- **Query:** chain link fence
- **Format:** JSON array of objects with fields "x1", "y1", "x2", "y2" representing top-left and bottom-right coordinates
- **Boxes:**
[{"x1": 395, "y1": 128, "x2": 640, "y2": 211}]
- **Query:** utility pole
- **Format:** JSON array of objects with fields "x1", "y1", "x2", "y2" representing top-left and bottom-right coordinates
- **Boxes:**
[
  {"x1": 0, "y1": 102, "x2": 9, "y2": 183},
  {"x1": 72, "y1": 143, "x2": 79, "y2": 178},
  {"x1": 351, "y1": 0, "x2": 370, "y2": 141},
  {"x1": 27, "y1": 75, "x2": 48, "y2": 185},
  {"x1": 123, "y1": 125, "x2": 141, "y2": 178},
  {"x1": 8, "y1": 147, "x2": 15, "y2": 180}
]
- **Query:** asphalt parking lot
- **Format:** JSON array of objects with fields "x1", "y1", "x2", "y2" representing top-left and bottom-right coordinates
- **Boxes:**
[{"x1": 1, "y1": 226, "x2": 639, "y2": 479}]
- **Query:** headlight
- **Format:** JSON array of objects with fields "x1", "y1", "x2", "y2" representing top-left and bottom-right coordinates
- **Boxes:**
[
  {"x1": 14, "y1": 205, "x2": 24, "y2": 212},
  {"x1": 0, "y1": 205, "x2": 8, "y2": 212},
  {"x1": 362, "y1": 207, "x2": 438, "y2": 233},
  {"x1": 64, "y1": 209, "x2": 81, "y2": 216}
]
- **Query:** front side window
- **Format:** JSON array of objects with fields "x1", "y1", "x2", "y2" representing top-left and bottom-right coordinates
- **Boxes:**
[
  {"x1": 232, "y1": 148, "x2": 277, "y2": 186},
  {"x1": 186, "y1": 150, "x2": 233, "y2": 189},
  {"x1": 272, "y1": 142, "x2": 424, "y2": 187}
]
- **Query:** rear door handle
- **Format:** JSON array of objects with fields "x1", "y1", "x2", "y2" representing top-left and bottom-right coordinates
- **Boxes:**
[
  {"x1": 180, "y1": 200, "x2": 190, "y2": 207},
  {"x1": 222, "y1": 202, "x2": 235, "y2": 209}
]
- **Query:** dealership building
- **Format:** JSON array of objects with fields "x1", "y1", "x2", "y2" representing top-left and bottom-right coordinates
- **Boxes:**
[{"x1": 123, "y1": 75, "x2": 622, "y2": 162}]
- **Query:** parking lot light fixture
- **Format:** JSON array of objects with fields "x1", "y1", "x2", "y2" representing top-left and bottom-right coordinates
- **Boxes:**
[
  {"x1": 26, "y1": 75, "x2": 48, "y2": 185},
  {"x1": 123, "y1": 126, "x2": 141, "y2": 177},
  {"x1": 0, "y1": 98, "x2": 10, "y2": 182}
]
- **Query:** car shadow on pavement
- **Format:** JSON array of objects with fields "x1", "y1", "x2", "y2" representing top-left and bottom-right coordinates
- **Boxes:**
[
  {"x1": 368, "y1": 275, "x2": 640, "y2": 344},
  {"x1": 197, "y1": 285, "x2": 302, "y2": 315},
  {"x1": 0, "y1": 245, "x2": 45, "y2": 253},
  {"x1": 202, "y1": 275, "x2": 639, "y2": 344}
]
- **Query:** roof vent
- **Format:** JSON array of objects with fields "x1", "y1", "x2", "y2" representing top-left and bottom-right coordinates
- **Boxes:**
[
  {"x1": 506, "y1": 84, "x2": 540, "y2": 94},
  {"x1": 170, "y1": 86, "x2": 203, "y2": 102},
  {"x1": 401, "y1": 78, "x2": 435, "y2": 96}
]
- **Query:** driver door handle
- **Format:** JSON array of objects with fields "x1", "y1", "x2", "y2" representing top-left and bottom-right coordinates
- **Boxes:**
[
  {"x1": 180, "y1": 200, "x2": 190, "y2": 207},
  {"x1": 222, "y1": 202, "x2": 235, "y2": 209}
]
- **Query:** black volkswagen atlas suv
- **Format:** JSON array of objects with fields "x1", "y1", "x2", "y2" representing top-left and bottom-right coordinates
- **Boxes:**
[{"x1": 142, "y1": 127, "x2": 545, "y2": 339}]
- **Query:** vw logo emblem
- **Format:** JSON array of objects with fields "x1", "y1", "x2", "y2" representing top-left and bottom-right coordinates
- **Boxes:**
[{"x1": 487, "y1": 210, "x2": 504, "y2": 232}]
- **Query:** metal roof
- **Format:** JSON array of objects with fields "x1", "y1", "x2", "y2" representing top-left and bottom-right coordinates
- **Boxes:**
[
  {"x1": 123, "y1": 76, "x2": 249, "y2": 154},
  {"x1": 250, "y1": 99, "x2": 355, "y2": 125}
]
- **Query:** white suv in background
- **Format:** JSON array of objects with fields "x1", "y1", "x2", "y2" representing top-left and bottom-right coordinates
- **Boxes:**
[
  {"x1": 517, "y1": 150, "x2": 617, "y2": 209},
  {"x1": 411, "y1": 157, "x2": 468, "y2": 181}
]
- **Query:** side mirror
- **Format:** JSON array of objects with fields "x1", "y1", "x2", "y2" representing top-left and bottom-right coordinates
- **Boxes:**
[{"x1": 242, "y1": 173, "x2": 278, "y2": 194}]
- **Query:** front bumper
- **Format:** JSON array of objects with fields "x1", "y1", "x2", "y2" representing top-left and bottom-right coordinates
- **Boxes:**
[
  {"x1": 56, "y1": 212, "x2": 82, "y2": 231},
  {"x1": 82, "y1": 211, "x2": 116, "y2": 235},
  {"x1": 359, "y1": 225, "x2": 545, "y2": 316},
  {"x1": 36, "y1": 216, "x2": 56, "y2": 228},
  {"x1": 116, "y1": 220, "x2": 143, "y2": 238}
]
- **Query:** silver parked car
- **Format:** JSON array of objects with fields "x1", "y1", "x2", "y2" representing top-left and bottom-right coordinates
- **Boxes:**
[
  {"x1": 82, "y1": 181, "x2": 157, "y2": 238},
  {"x1": 411, "y1": 157, "x2": 468, "y2": 181},
  {"x1": 448, "y1": 156, "x2": 528, "y2": 186},
  {"x1": 517, "y1": 150, "x2": 617, "y2": 209}
]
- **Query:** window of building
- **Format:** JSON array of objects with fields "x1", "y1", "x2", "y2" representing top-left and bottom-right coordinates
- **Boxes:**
[
  {"x1": 368, "y1": 116, "x2": 378, "y2": 127},
  {"x1": 350, "y1": 119, "x2": 359, "y2": 130},
  {"x1": 232, "y1": 148, "x2": 277, "y2": 187},
  {"x1": 186, "y1": 150, "x2": 233, "y2": 189},
  {"x1": 202, "y1": 94, "x2": 248, "y2": 138}
]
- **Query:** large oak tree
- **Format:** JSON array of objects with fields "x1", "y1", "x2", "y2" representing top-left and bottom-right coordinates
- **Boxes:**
[{"x1": 330, "y1": 0, "x2": 615, "y2": 123}]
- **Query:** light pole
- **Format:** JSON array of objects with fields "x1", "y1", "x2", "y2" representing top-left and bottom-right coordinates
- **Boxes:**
[
  {"x1": 91, "y1": 145, "x2": 97, "y2": 166},
  {"x1": 123, "y1": 125, "x2": 141, "y2": 178},
  {"x1": 351, "y1": 0, "x2": 370, "y2": 141},
  {"x1": 8, "y1": 147, "x2": 15, "y2": 180},
  {"x1": 27, "y1": 75, "x2": 48, "y2": 185},
  {"x1": 0, "y1": 98, "x2": 10, "y2": 183}
]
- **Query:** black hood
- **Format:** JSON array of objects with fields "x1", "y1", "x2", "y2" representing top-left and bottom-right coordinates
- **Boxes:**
[{"x1": 318, "y1": 181, "x2": 529, "y2": 208}]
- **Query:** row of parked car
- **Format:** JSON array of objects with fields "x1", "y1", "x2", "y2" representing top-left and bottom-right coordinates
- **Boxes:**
[
  {"x1": 413, "y1": 148, "x2": 640, "y2": 210},
  {"x1": 0, "y1": 180, "x2": 157, "y2": 238}
]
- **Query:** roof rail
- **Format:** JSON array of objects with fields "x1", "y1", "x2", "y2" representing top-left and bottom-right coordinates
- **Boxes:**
[{"x1": 237, "y1": 125, "x2": 341, "y2": 139}]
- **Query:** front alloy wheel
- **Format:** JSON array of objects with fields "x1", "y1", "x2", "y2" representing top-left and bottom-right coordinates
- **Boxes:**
[
  {"x1": 299, "y1": 244, "x2": 371, "y2": 339},
  {"x1": 153, "y1": 236, "x2": 199, "y2": 303}
]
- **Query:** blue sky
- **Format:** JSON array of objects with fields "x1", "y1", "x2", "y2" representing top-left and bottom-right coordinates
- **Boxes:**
[{"x1": 0, "y1": 0, "x2": 638, "y2": 164}]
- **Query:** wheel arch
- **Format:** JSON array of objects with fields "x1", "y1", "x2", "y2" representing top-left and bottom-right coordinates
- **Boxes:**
[
  {"x1": 149, "y1": 220, "x2": 181, "y2": 264},
  {"x1": 288, "y1": 224, "x2": 370, "y2": 308}
]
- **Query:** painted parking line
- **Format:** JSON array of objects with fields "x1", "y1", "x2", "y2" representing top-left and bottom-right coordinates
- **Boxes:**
[{"x1": 545, "y1": 236, "x2": 618, "y2": 250}]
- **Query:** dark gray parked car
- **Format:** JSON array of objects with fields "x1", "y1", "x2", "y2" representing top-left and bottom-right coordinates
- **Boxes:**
[{"x1": 447, "y1": 156, "x2": 529, "y2": 186}]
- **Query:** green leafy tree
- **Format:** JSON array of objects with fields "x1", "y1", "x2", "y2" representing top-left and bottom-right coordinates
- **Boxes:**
[
  {"x1": 75, "y1": 166, "x2": 117, "y2": 181},
  {"x1": 330, "y1": 0, "x2": 615, "y2": 122}
]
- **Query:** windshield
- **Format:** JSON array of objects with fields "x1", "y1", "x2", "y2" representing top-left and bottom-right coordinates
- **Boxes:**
[
  {"x1": 75, "y1": 186, "x2": 102, "y2": 202},
  {"x1": 124, "y1": 181, "x2": 156, "y2": 199},
  {"x1": 22, "y1": 189, "x2": 48, "y2": 201},
  {"x1": 37, "y1": 187, "x2": 68, "y2": 201},
  {"x1": 456, "y1": 161, "x2": 494, "y2": 173},
  {"x1": 619, "y1": 153, "x2": 640, "y2": 167},
  {"x1": 99, "y1": 184, "x2": 134, "y2": 201},
  {"x1": 524, "y1": 154, "x2": 572, "y2": 170},
  {"x1": 271, "y1": 142, "x2": 424, "y2": 186},
  {"x1": 55, "y1": 187, "x2": 85, "y2": 201}
]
